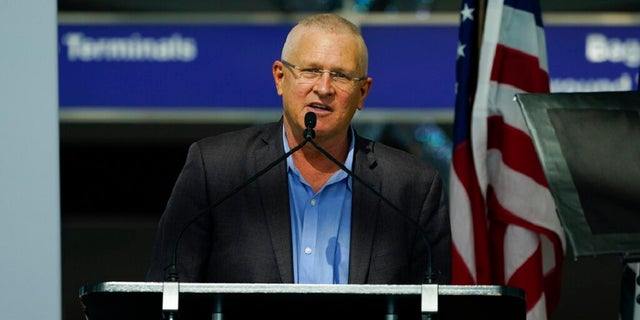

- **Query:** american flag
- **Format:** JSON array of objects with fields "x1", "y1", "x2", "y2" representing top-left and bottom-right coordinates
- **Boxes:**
[{"x1": 450, "y1": 0, "x2": 566, "y2": 319}]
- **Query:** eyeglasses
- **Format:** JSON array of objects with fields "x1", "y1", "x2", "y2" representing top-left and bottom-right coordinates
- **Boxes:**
[{"x1": 281, "y1": 60, "x2": 366, "y2": 91}]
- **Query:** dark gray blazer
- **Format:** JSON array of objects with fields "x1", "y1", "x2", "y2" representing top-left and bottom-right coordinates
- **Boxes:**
[{"x1": 146, "y1": 121, "x2": 451, "y2": 284}]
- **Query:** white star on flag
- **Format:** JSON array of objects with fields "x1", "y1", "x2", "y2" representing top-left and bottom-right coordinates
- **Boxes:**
[
  {"x1": 461, "y1": 3, "x2": 474, "y2": 22},
  {"x1": 457, "y1": 41, "x2": 466, "y2": 59}
]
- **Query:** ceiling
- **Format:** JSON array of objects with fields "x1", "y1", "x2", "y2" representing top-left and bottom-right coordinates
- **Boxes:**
[{"x1": 58, "y1": 0, "x2": 640, "y2": 13}]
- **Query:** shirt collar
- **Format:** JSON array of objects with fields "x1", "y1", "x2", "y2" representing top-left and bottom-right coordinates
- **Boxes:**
[{"x1": 283, "y1": 125, "x2": 355, "y2": 190}]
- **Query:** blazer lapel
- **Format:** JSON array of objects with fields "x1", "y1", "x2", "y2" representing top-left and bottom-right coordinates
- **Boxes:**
[
  {"x1": 348, "y1": 136, "x2": 382, "y2": 284},
  {"x1": 254, "y1": 122, "x2": 294, "y2": 283}
]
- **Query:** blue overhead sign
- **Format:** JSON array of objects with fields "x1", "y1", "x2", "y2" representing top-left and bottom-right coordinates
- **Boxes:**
[
  {"x1": 547, "y1": 25, "x2": 639, "y2": 92},
  {"x1": 58, "y1": 24, "x2": 291, "y2": 109},
  {"x1": 58, "y1": 21, "x2": 639, "y2": 111}
]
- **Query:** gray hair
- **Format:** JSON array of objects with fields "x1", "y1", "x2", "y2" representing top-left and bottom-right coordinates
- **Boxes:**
[{"x1": 281, "y1": 13, "x2": 369, "y2": 75}]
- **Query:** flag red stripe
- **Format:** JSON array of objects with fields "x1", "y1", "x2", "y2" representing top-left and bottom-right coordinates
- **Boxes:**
[
  {"x1": 486, "y1": 115, "x2": 549, "y2": 187},
  {"x1": 509, "y1": 242, "x2": 544, "y2": 312},
  {"x1": 486, "y1": 187, "x2": 564, "y2": 313},
  {"x1": 487, "y1": 197, "x2": 507, "y2": 285},
  {"x1": 487, "y1": 189, "x2": 546, "y2": 312},
  {"x1": 491, "y1": 44, "x2": 549, "y2": 93}
]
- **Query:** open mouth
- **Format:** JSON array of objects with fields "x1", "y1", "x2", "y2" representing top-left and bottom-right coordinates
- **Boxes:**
[{"x1": 308, "y1": 103, "x2": 331, "y2": 112}]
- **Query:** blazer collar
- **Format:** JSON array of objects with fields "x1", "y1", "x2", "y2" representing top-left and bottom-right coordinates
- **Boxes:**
[{"x1": 348, "y1": 135, "x2": 382, "y2": 284}]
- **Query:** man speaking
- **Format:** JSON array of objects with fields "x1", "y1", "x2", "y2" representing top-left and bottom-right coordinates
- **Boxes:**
[{"x1": 146, "y1": 13, "x2": 451, "y2": 286}]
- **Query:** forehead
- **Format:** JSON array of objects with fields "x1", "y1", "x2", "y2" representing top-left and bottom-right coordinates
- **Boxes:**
[{"x1": 287, "y1": 27, "x2": 362, "y2": 68}]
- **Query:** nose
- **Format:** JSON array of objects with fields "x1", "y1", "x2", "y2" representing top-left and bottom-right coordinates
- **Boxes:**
[{"x1": 313, "y1": 72, "x2": 335, "y2": 96}]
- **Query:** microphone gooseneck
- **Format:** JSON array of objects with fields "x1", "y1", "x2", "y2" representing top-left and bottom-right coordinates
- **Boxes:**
[
  {"x1": 161, "y1": 113, "x2": 318, "y2": 318},
  {"x1": 165, "y1": 123, "x2": 315, "y2": 283},
  {"x1": 305, "y1": 116, "x2": 436, "y2": 284}
]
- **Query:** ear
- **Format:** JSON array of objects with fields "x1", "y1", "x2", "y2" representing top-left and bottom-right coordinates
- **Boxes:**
[
  {"x1": 273, "y1": 61, "x2": 285, "y2": 96},
  {"x1": 356, "y1": 77, "x2": 372, "y2": 110}
]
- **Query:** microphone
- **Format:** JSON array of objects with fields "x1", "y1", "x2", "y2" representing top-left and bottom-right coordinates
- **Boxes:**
[
  {"x1": 303, "y1": 111, "x2": 316, "y2": 139},
  {"x1": 303, "y1": 112, "x2": 436, "y2": 284},
  {"x1": 161, "y1": 117, "x2": 316, "y2": 318}
]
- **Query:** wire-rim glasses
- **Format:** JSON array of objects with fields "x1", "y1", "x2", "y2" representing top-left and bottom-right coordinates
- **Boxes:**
[{"x1": 281, "y1": 60, "x2": 366, "y2": 91}]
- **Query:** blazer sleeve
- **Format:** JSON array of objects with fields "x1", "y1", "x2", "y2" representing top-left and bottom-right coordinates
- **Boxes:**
[
  {"x1": 420, "y1": 170, "x2": 451, "y2": 284},
  {"x1": 146, "y1": 141, "x2": 212, "y2": 282}
]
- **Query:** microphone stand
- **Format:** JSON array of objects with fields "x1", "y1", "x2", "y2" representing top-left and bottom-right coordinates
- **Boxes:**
[
  {"x1": 164, "y1": 138, "x2": 310, "y2": 281},
  {"x1": 161, "y1": 111, "x2": 437, "y2": 318},
  {"x1": 162, "y1": 131, "x2": 311, "y2": 320}
]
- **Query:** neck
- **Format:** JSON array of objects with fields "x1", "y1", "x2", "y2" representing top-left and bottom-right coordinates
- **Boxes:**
[
  {"x1": 286, "y1": 127, "x2": 350, "y2": 191},
  {"x1": 288, "y1": 126, "x2": 350, "y2": 162}
]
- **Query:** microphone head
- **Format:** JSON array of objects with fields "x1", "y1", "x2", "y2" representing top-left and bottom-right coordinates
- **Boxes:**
[
  {"x1": 303, "y1": 112, "x2": 317, "y2": 139},
  {"x1": 304, "y1": 112, "x2": 317, "y2": 129}
]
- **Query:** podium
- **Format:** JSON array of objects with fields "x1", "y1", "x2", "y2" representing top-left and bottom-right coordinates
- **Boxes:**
[{"x1": 79, "y1": 282, "x2": 525, "y2": 319}]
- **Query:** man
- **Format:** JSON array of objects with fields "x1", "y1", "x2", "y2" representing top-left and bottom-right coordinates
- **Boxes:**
[{"x1": 146, "y1": 13, "x2": 451, "y2": 285}]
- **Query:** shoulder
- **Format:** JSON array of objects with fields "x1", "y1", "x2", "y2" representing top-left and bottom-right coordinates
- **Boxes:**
[
  {"x1": 179, "y1": 121, "x2": 282, "y2": 167},
  {"x1": 195, "y1": 121, "x2": 281, "y2": 151},
  {"x1": 354, "y1": 133, "x2": 441, "y2": 180}
]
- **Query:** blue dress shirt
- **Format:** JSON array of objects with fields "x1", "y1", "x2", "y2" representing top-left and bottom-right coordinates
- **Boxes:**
[{"x1": 283, "y1": 128, "x2": 353, "y2": 284}]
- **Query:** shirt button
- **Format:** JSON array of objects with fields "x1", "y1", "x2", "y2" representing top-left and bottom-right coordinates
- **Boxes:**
[
  {"x1": 310, "y1": 199, "x2": 317, "y2": 206},
  {"x1": 304, "y1": 247, "x2": 312, "y2": 255}
]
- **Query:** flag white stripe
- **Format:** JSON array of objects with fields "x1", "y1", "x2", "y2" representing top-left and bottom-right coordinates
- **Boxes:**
[
  {"x1": 527, "y1": 294, "x2": 548, "y2": 320},
  {"x1": 471, "y1": 0, "x2": 505, "y2": 201},
  {"x1": 504, "y1": 224, "x2": 538, "y2": 281},
  {"x1": 499, "y1": 5, "x2": 549, "y2": 72},
  {"x1": 488, "y1": 82, "x2": 531, "y2": 133},
  {"x1": 449, "y1": 170, "x2": 478, "y2": 282},
  {"x1": 487, "y1": 149, "x2": 566, "y2": 239}
]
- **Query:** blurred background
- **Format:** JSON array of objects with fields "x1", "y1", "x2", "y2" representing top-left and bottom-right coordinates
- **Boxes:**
[{"x1": 59, "y1": 1, "x2": 639, "y2": 319}]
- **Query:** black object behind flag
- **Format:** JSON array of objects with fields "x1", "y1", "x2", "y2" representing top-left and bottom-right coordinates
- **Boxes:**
[{"x1": 516, "y1": 91, "x2": 640, "y2": 260}]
